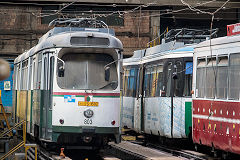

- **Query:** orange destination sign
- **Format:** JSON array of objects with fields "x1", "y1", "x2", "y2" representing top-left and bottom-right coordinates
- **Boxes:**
[{"x1": 78, "y1": 101, "x2": 99, "y2": 106}]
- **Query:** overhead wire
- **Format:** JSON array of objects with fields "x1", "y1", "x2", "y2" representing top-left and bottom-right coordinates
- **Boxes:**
[
  {"x1": 32, "y1": 0, "x2": 77, "y2": 17},
  {"x1": 31, "y1": 1, "x2": 157, "y2": 18},
  {"x1": 29, "y1": 0, "x2": 231, "y2": 21},
  {"x1": 0, "y1": 0, "x2": 235, "y2": 22}
]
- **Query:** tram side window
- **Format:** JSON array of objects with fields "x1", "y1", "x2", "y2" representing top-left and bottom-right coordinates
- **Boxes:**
[
  {"x1": 123, "y1": 67, "x2": 138, "y2": 97},
  {"x1": 21, "y1": 60, "x2": 28, "y2": 90},
  {"x1": 20, "y1": 63, "x2": 24, "y2": 90},
  {"x1": 20, "y1": 61, "x2": 28, "y2": 90},
  {"x1": 127, "y1": 68, "x2": 138, "y2": 97},
  {"x1": 37, "y1": 54, "x2": 42, "y2": 90},
  {"x1": 14, "y1": 64, "x2": 19, "y2": 90},
  {"x1": 133, "y1": 68, "x2": 138, "y2": 97},
  {"x1": 123, "y1": 68, "x2": 129, "y2": 96},
  {"x1": 150, "y1": 66, "x2": 157, "y2": 97},
  {"x1": 49, "y1": 56, "x2": 55, "y2": 109},
  {"x1": 32, "y1": 61, "x2": 36, "y2": 90},
  {"x1": 17, "y1": 64, "x2": 21, "y2": 90},
  {"x1": 155, "y1": 65, "x2": 164, "y2": 97},
  {"x1": 174, "y1": 61, "x2": 183, "y2": 97},
  {"x1": 43, "y1": 57, "x2": 48, "y2": 90},
  {"x1": 20, "y1": 62, "x2": 24, "y2": 90},
  {"x1": 206, "y1": 58, "x2": 216, "y2": 98},
  {"x1": 144, "y1": 67, "x2": 152, "y2": 97},
  {"x1": 166, "y1": 62, "x2": 172, "y2": 97},
  {"x1": 196, "y1": 58, "x2": 206, "y2": 98},
  {"x1": 28, "y1": 58, "x2": 32, "y2": 90},
  {"x1": 13, "y1": 65, "x2": 16, "y2": 90},
  {"x1": 183, "y1": 62, "x2": 193, "y2": 97},
  {"x1": 229, "y1": 53, "x2": 240, "y2": 100},
  {"x1": 216, "y1": 56, "x2": 228, "y2": 99}
]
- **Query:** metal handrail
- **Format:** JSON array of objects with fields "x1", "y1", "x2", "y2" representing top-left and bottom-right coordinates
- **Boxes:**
[
  {"x1": 0, "y1": 120, "x2": 27, "y2": 160},
  {"x1": 0, "y1": 141, "x2": 25, "y2": 160},
  {"x1": 147, "y1": 28, "x2": 168, "y2": 47},
  {"x1": 0, "y1": 120, "x2": 25, "y2": 138}
]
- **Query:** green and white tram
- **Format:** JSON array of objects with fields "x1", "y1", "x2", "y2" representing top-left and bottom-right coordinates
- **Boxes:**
[{"x1": 13, "y1": 19, "x2": 123, "y2": 149}]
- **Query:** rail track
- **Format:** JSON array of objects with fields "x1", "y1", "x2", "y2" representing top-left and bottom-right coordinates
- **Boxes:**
[{"x1": 145, "y1": 142, "x2": 211, "y2": 160}]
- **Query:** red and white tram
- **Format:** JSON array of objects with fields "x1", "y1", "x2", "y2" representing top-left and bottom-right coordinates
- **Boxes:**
[{"x1": 192, "y1": 24, "x2": 240, "y2": 154}]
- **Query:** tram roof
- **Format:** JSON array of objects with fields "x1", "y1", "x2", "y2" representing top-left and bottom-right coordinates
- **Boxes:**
[
  {"x1": 14, "y1": 27, "x2": 122, "y2": 64},
  {"x1": 141, "y1": 44, "x2": 194, "y2": 63},
  {"x1": 123, "y1": 50, "x2": 145, "y2": 66},
  {"x1": 196, "y1": 34, "x2": 240, "y2": 49},
  {"x1": 123, "y1": 41, "x2": 194, "y2": 66}
]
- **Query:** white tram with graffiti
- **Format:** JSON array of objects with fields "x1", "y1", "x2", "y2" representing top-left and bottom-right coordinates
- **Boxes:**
[
  {"x1": 13, "y1": 18, "x2": 123, "y2": 149},
  {"x1": 122, "y1": 44, "x2": 194, "y2": 138},
  {"x1": 122, "y1": 29, "x2": 216, "y2": 139}
]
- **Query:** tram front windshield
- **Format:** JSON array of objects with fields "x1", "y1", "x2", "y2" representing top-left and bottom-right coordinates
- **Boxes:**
[{"x1": 57, "y1": 53, "x2": 118, "y2": 90}]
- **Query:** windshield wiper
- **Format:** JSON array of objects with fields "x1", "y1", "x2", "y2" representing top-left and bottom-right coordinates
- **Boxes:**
[
  {"x1": 104, "y1": 59, "x2": 120, "y2": 70},
  {"x1": 98, "y1": 81, "x2": 118, "y2": 90}
]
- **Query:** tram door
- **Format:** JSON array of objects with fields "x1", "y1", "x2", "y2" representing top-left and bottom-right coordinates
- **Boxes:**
[
  {"x1": 32, "y1": 55, "x2": 38, "y2": 138},
  {"x1": 134, "y1": 66, "x2": 144, "y2": 132},
  {"x1": 42, "y1": 52, "x2": 54, "y2": 140},
  {"x1": 165, "y1": 59, "x2": 184, "y2": 138}
]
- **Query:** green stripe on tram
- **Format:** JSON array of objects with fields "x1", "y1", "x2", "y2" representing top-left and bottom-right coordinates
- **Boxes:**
[
  {"x1": 185, "y1": 101, "x2": 192, "y2": 137},
  {"x1": 76, "y1": 95, "x2": 84, "y2": 97},
  {"x1": 92, "y1": 96, "x2": 119, "y2": 98}
]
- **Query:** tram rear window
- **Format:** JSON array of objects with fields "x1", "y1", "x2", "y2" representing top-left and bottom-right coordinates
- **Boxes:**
[{"x1": 57, "y1": 53, "x2": 118, "y2": 90}]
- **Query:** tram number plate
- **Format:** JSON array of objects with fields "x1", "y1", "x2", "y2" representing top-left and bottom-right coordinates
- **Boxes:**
[
  {"x1": 78, "y1": 101, "x2": 99, "y2": 106},
  {"x1": 84, "y1": 119, "x2": 92, "y2": 125}
]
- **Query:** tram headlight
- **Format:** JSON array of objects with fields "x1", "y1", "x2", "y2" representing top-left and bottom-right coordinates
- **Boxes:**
[
  {"x1": 111, "y1": 120, "x2": 116, "y2": 125},
  {"x1": 59, "y1": 119, "x2": 64, "y2": 124},
  {"x1": 84, "y1": 109, "x2": 94, "y2": 118}
]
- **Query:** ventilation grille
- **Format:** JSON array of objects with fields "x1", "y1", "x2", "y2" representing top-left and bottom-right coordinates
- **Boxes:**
[{"x1": 70, "y1": 37, "x2": 109, "y2": 46}]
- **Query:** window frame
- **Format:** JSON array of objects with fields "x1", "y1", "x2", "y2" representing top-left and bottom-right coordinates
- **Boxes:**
[
  {"x1": 205, "y1": 56, "x2": 217, "y2": 99},
  {"x1": 216, "y1": 55, "x2": 228, "y2": 99},
  {"x1": 228, "y1": 53, "x2": 240, "y2": 100},
  {"x1": 196, "y1": 57, "x2": 206, "y2": 98}
]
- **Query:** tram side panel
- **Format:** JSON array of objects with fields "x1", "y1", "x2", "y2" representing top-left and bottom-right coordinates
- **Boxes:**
[
  {"x1": 14, "y1": 61, "x2": 29, "y2": 125},
  {"x1": 122, "y1": 66, "x2": 139, "y2": 129},
  {"x1": 13, "y1": 52, "x2": 54, "y2": 139},
  {"x1": 142, "y1": 58, "x2": 192, "y2": 138},
  {"x1": 30, "y1": 54, "x2": 43, "y2": 138}
]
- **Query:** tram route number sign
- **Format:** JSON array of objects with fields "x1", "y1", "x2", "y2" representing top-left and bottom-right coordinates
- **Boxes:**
[{"x1": 78, "y1": 101, "x2": 99, "y2": 106}]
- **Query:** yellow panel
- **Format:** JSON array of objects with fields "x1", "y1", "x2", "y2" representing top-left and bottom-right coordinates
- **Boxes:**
[
  {"x1": 16, "y1": 91, "x2": 20, "y2": 118},
  {"x1": 27, "y1": 91, "x2": 31, "y2": 122},
  {"x1": 18, "y1": 91, "x2": 27, "y2": 120}
]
